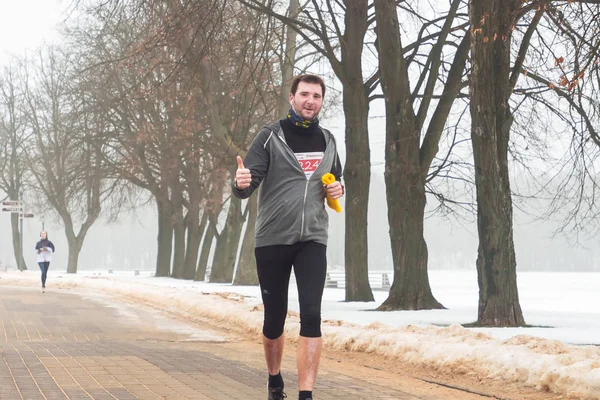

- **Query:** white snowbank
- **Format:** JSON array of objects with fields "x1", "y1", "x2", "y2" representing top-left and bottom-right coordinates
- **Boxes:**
[{"x1": 1, "y1": 270, "x2": 599, "y2": 399}]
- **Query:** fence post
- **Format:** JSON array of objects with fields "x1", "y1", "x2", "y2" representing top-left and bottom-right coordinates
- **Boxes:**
[
  {"x1": 382, "y1": 273, "x2": 390, "y2": 289},
  {"x1": 325, "y1": 273, "x2": 338, "y2": 288}
]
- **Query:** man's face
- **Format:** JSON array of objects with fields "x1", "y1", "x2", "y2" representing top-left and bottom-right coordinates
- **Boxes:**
[{"x1": 289, "y1": 81, "x2": 323, "y2": 120}]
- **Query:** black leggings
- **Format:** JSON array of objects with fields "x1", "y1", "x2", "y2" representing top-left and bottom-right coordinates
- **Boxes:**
[
  {"x1": 255, "y1": 241, "x2": 327, "y2": 339},
  {"x1": 38, "y1": 262, "x2": 50, "y2": 287}
]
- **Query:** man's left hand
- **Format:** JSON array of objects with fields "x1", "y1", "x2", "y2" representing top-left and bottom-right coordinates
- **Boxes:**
[{"x1": 326, "y1": 181, "x2": 343, "y2": 199}]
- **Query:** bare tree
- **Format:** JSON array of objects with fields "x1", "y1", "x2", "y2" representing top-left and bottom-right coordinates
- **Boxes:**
[
  {"x1": 21, "y1": 48, "x2": 117, "y2": 273},
  {"x1": 192, "y1": 3, "x2": 290, "y2": 283},
  {"x1": 67, "y1": 0, "x2": 223, "y2": 277},
  {"x1": 511, "y1": 2, "x2": 600, "y2": 235},
  {"x1": 69, "y1": 0, "x2": 283, "y2": 282},
  {"x1": 468, "y1": 0, "x2": 529, "y2": 326},
  {"x1": 369, "y1": 0, "x2": 470, "y2": 310},
  {"x1": 277, "y1": 0, "x2": 300, "y2": 118},
  {"x1": 465, "y1": 0, "x2": 598, "y2": 325},
  {"x1": 234, "y1": 0, "x2": 299, "y2": 285},
  {"x1": 0, "y1": 62, "x2": 29, "y2": 270},
  {"x1": 374, "y1": 0, "x2": 596, "y2": 317}
]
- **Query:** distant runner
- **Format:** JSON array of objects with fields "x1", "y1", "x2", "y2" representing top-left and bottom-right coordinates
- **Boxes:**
[{"x1": 35, "y1": 230, "x2": 55, "y2": 293}]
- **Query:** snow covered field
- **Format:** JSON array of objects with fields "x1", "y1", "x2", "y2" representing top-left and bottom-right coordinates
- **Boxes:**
[{"x1": 1, "y1": 268, "x2": 599, "y2": 399}]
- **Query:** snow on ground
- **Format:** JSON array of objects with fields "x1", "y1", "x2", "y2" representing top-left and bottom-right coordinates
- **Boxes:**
[{"x1": 1, "y1": 268, "x2": 599, "y2": 399}]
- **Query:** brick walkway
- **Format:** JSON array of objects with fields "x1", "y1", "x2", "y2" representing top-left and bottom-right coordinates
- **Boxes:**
[{"x1": 0, "y1": 286, "x2": 488, "y2": 400}]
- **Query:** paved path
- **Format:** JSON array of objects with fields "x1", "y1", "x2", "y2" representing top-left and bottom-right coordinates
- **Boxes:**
[{"x1": 0, "y1": 286, "x2": 495, "y2": 399}]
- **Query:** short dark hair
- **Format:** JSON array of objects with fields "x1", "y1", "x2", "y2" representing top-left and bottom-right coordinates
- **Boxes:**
[{"x1": 290, "y1": 74, "x2": 325, "y2": 98}]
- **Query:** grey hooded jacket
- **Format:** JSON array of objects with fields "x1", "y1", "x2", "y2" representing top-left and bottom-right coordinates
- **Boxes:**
[{"x1": 232, "y1": 121, "x2": 341, "y2": 247}]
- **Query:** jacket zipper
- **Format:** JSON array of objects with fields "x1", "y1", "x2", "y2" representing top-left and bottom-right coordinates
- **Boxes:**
[
  {"x1": 273, "y1": 128, "x2": 313, "y2": 241},
  {"x1": 273, "y1": 127, "x2": 330, "y2": 241},
  {"x1": 300, "y1": 180, "x2": 309, "y2": 241}
]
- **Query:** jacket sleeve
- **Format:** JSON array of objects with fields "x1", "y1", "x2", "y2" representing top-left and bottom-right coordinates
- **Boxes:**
[
  {"x1": 331, "y1": 152, "x2": 343, "y2": 183},
  {"x1": 328, "y1": 132, "x2": 343, "y2": 182},
  {"x1": 232, "y1": 128, "x2": 272, "y2": 199},
  {"x1": 48, "y1": 242, "x2": 55, "y2": 253}
]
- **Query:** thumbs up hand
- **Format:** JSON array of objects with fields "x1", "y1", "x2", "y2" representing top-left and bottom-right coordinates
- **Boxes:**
[{"x1": 235, "y1": 156, "x2": 252, "y2": 190}]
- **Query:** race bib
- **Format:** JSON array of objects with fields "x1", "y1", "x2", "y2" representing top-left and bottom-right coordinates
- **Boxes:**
[{"x1": 295, "y1": 152, "x2": 324, "y2": 179}]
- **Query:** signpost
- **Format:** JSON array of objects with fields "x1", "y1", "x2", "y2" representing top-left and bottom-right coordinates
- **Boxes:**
[
  {"x1": 1, "y1": 196, "x2": 34, "y2": 271},
  {"x1": 2, "y1": 200, "x2": 22, "y2": 213}
]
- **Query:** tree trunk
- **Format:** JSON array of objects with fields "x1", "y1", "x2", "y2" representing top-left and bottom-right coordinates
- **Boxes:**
[
  {"x1": 374, "y1": 0, "x2": 443, "y2": 310},
  {"x1": 59, "y1": 203, "x2": 98, "y2": 274},
  {"x1": 278, "y1": 0, "x2": 299, "y2": 119},
  {"x1": 196, "y1": 185, "x2": 224, "y2": 281},
  {"x1": 184, "y1": 205, "x2": 204, "y2": 280},
  {"x1": 10, "y1": 213, "x2": 26, "y2": 270},
  {"x1": 65, "y1": 235, "x2": 84, "y2": 274},
  {"x1": 196, "y1": 221, "x2": 216, "y2": 281},
  {"x1": 210, "y1": 196, "x2": 244, "y2": 283},
  {"x1": 469, "y1": 0, "x2": 525, "y2": 326},
  {"x1": 171, "y1": 209, "x2": 186, "y2": 278},
  {"x1": 182, "y1": 146, "x2": 204, "y2": 280},
  {"x1": 155, "y1": 199, "x2": 173, "y2": 277},
  {"x1": 233, "y1": 195, "x2": 258, "y2": 285},
  {"x1": 341, "y1": 1, "x2": 374, "y2": 302},
  {"x1": 170, "y1": 185, "x2": 186, "y2": 278},
  {"x1": 342, "y1": 87, "x2": 373, "y2": 302}
]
